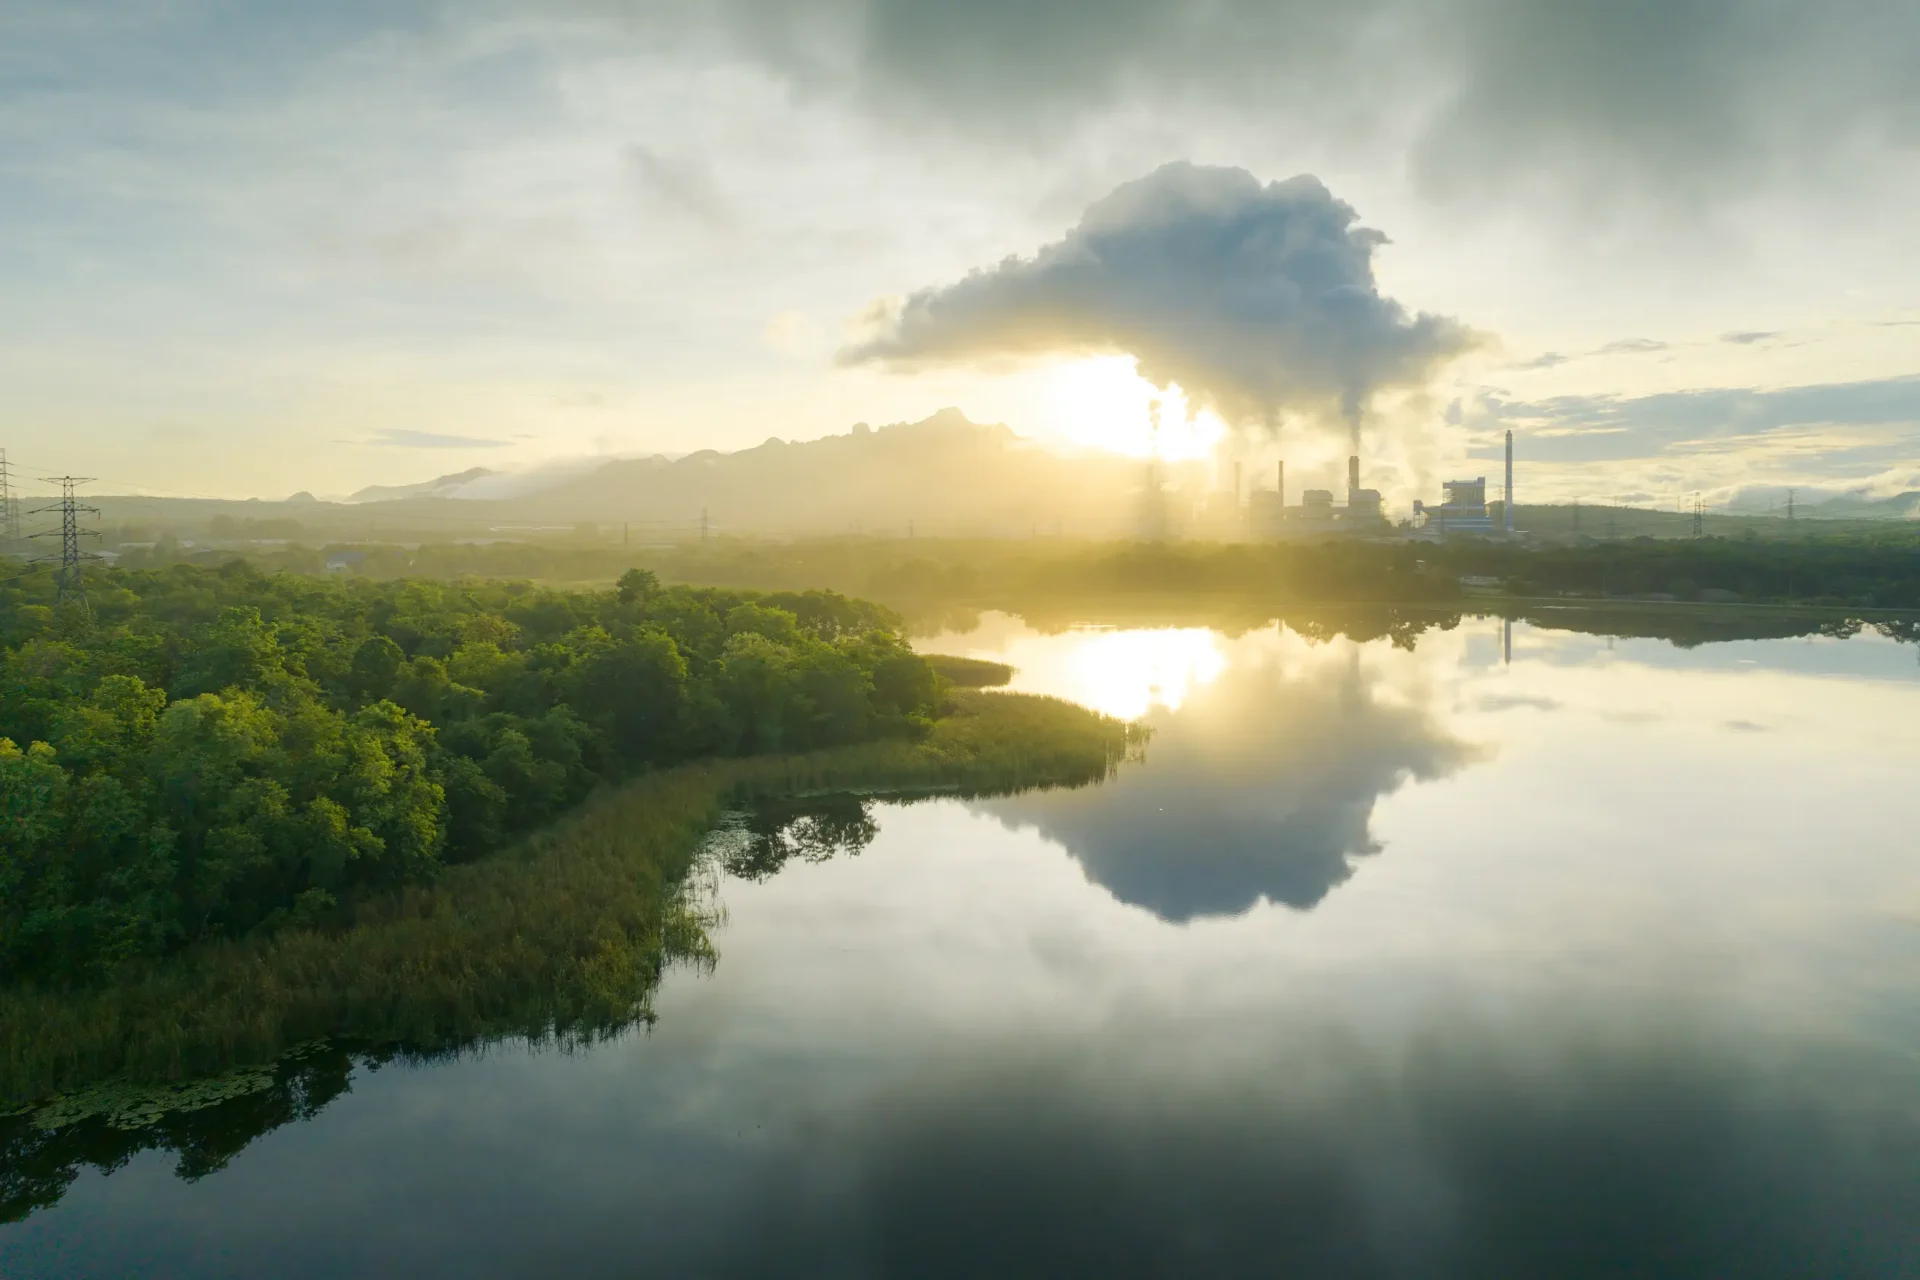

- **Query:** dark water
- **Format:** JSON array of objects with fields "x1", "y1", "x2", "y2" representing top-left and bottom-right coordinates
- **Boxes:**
[{"x1": 6, "y1": 615, "x2": 1920, "y2": 1278}]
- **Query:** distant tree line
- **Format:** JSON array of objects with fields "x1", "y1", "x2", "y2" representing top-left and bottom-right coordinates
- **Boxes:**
[
  {"x1": 85, "y1": 523, "x2": 1920, "y2": 615},
  {"x1": 0, "y1": 563, "x2": 943, "y2": 982},
  {"x1": 1438, "y1": 535, "x2": 1920, "y2": 609}
]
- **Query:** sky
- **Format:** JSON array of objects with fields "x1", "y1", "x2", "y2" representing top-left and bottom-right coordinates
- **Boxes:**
[{"x1": 0, "y1": 0, "x2": 1916, "y2": 507}]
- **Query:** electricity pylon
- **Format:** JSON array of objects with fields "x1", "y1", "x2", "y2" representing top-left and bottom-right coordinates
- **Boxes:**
[
  {"x1": 30, "y1": 476, "x2": 101, "y2": 612},
  {"x1": 0, "y1": 449, "x2": 19, "y2": 543}
]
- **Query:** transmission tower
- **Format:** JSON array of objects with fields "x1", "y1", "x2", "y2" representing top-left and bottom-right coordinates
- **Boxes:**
[
  {"x1": 0, "y1": 449, "x2": 19, "y2": 544},
  {"x1": 29, "y1": 476, "x2": 101, "y2": 612},
  {"x1": 1692, "y1": 492, "x2": 1704, "y2": 539}
]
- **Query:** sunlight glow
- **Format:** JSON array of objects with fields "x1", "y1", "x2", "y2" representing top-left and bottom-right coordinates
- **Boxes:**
[
  {"x1": 1046, "y1": 356, "x2": 1226, "y2": 461},
  {"x1": 1002, "y1": 625, "x2": 1228, "y2": 721}
]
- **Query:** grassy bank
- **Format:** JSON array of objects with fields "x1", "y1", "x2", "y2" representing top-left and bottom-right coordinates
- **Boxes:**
[
  {"x1": 920, "y1": 653, "x2": 1014, "y2": 687},
  {"x1": 1, "y1": 690, "x2": 1129, "y2": 1107}
]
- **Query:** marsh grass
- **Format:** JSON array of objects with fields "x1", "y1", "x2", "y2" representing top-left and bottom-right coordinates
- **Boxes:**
[
  {"x1": 919, "y1": 653, "x2": 1015, "y2": 687},
  {"x1": 1, "y1": 691, "x2": 1128, "y2": 1107}
]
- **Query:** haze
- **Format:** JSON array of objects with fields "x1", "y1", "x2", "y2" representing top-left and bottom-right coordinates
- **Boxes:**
[{"x1": 2, "y1": 1, "x2": 1917, "y2": 507}]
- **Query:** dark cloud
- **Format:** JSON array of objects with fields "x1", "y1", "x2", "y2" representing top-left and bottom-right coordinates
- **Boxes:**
[
  {"x1": 1721, "y1": 330, "x2": 1779, "y2": 345},
  {"x1": 841, "y1": 162, "x2": 1480, "y2": 430},
  {"x1": 595, "y1": 0, "x2": 1920, "y2": 210},
  {"x1": 977, "y1": 647, "x2": 1477, "y2": 919}
]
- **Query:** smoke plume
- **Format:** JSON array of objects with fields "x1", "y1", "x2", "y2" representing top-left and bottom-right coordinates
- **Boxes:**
[{"x1": 840, "y1": 162, "x2": 1480, "y2": 436}]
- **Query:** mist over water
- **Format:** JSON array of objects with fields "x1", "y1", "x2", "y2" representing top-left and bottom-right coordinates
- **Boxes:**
[{"x1": 7, "y1": 615, "x2": 1920, "y2": 1277}]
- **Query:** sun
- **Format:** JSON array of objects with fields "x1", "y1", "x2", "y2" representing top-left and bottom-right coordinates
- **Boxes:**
[{"x1": 1046, "y1": 356, "x2": 1225, "y2": 461}]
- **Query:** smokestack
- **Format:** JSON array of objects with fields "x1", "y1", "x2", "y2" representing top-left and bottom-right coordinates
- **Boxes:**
[
  {"x1": 1348, "y1": 454, "x2": 1360, "y2": 497},
  {"x1": 1276, "y1": 460, "x2": 1285, "y2": 508},
  {"x1": 1504, "y1": 430, "x2": 1514, "y2": 534},
  {"x1": 1233, "y1": 460, "x2": 1242, "y2": 505}
]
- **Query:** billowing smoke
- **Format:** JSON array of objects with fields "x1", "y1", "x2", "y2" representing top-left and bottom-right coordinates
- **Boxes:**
[{"x1": 840, "y1": 162, "x2": 1480, "y2": 438}]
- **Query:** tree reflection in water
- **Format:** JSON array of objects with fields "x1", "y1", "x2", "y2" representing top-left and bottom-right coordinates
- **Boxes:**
[{"x1": 715, "y1": 795, "x2": 882, "y2": 883}]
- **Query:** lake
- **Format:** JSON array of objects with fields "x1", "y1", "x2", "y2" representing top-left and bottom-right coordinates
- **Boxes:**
[{"x1": 6, "y1": 611, "x2": 1920, "y2": 1277}]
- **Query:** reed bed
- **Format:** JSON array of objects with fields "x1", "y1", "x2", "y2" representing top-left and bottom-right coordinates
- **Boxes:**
[{"x1": 1, "y1": 691, "x2": 1127, "y2": 1106}]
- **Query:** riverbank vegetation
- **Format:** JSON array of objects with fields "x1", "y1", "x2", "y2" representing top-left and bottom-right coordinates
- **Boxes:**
[
  {"x1": 921, "y1": 654, "x2": 1014, "y2": 687},
  {"x1": 0, "y1": 563, "x2": 950, "y2": 984},
  {"x1": 0, "y1": 687, "x2": 1129, "y2": 1107}
]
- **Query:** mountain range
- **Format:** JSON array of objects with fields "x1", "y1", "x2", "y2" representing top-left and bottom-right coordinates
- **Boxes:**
[{"x1": 336, "y1": 410, "x2": 1165, "y2": 537}]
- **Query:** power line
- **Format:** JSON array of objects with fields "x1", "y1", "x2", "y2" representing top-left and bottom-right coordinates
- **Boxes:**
[
  {"x1": 0, "y1": 448, "x2": 19, "y2": 543},
  {"x1": 28, "y1": 476, "x2": 102, "y2": 613}
]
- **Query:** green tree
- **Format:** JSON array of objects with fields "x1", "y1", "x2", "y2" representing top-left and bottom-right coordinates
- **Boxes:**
[{"x1": 565, "y1": 631, "x2": 688, "y2": 764}]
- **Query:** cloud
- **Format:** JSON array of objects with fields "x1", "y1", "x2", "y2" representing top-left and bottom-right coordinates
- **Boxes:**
[
  {"x1": 1472, "y1": 374, "x2": 1920, "y2": 463},
  {"x1": 1721, "y1": 330, "x2": 1779, "y2": 345},
  {"x1": 1508, "y1": 337, "x2": 1673, "y2": 372},
  {"x1": 364, "y1": 428, "x2": 510, "y2": 449},
  {"x1": 608, "y1": 0, "x2": 1920, "y2": 213},
  {"x1": 625, "y1": 145, "x2": 734, "y2": 228},
  {"x1": 841, "y1": 162, "x2": 1480, "y2": 431}
]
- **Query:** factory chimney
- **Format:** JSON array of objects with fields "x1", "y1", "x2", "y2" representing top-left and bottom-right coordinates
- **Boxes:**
[
  {"x1": 1504, "y1": 430, "x2": 1514, "y2": 534},
  {"x1": 1348, "y1": 454, "x2": 1360, "y2": 500},
  {"x1": 1276, "y1": 460, "x2": 1285, "y2": 509},
  {"x1": 1233, "y1": 460, "x2": 1242, "y2": 506}
]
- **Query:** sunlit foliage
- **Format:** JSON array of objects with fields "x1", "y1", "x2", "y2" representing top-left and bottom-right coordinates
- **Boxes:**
[{"x1": 0, "y1": 562, "x2": 941, "y2": 981}]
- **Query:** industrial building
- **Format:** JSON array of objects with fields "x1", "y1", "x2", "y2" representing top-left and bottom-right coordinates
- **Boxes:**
[
  {"x1": 1223, "y1": 433, "x2": 1517, "y2": 539},
  {"x1": 1412, "y1": 430, "x2": 1517, "y2": 537},
  {"x1": 1250, "y1": 454, "x2": 1390, "y2": 536}
]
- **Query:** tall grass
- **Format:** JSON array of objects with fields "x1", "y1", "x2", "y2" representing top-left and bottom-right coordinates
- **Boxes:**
[
  {"x1": 920, "y1": 653, "x2": 1014, "y2": 687},
  {"x1": 0, "y1": 691, "x2": 1128, "y2": 1106}
]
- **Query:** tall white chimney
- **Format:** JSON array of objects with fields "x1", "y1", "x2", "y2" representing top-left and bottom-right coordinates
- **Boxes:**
[{"x1": 1504, "y1": 430, "x2": 1514, "y2": 534}]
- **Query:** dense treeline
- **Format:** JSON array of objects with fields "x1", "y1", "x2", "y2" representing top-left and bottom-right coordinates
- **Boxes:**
[
  {"x1": 0, "y1": 562, "x2": 943, "y2": 982},
  {"x1": 1439, "y1": 536, "x2": 1920, "y2": 608},
  {"x1": 90, "y1": 524, "x2": 1920, "y2": 616}
]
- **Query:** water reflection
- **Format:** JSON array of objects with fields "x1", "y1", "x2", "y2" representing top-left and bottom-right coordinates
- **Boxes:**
[
  {"x1": 9, "y1": 612, "x2": 1920, "y2": 1277},
  {"x1": 1, "y1": 1044, "x2": 358, "y2": 1225},
  {"x1": 711, "y1": 795, "x2": 880, "y2": 883},
  {"x1": 696, "y1": 1026, "x2": 1920, "y2": 1279},
  {"x1": 979, "y1": 636, "x2": 1478, "y2": 918}
]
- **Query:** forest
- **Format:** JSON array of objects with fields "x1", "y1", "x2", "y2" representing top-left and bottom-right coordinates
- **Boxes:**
[{"x1": 0, "y1": 562, "x2": 944, "y2": 983}]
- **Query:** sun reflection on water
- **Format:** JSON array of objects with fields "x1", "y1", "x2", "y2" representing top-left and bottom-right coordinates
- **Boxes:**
[{"x1": 998, "y1": 625, "x2": 1228, "y2": 721}]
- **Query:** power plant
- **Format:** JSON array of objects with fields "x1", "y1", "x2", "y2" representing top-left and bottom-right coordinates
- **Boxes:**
[
  {"x1": 1180, "y1": 432, "x2": 1520, "y2": 540},
  {"x1": 1409, "y1": 429, "x2": 1517, "y2": 538},
  {"x1": 1234, "y1": 432, "x2": 1519, "y2": 539}
]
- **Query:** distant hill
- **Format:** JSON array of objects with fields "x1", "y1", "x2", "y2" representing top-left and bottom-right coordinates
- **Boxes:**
[
  {"x1": 496, "y1": 409, "x2": 1160, "y2": 537},
  {"x1": 81, "y1": 412, "x2": 1197, "y2": 541},
  {"x1": 348, "y1": 467, "x2": 498, "y2": 504},
  {"x1": 1727, "y1": 485, "x2": 1920, "y2": 520},
  {"x1": 1803, "y1": 490, "x2": 1920, "y2": 520}
]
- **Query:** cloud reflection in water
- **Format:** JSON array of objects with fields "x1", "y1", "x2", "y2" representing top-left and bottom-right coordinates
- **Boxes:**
[{"x1": 979, "y1": 634, "x2": 1479, "y2": 919}]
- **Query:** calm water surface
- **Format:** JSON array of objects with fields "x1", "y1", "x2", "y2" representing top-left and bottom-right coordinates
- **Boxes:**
[{"x1": 7, "y1": 614, "x2": 1920, "y2": 1277}]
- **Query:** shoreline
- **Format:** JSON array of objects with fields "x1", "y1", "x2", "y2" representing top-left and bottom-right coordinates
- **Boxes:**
[{"x1": 1, "y1": 690, "x2": 1130, "y2": 1108}]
